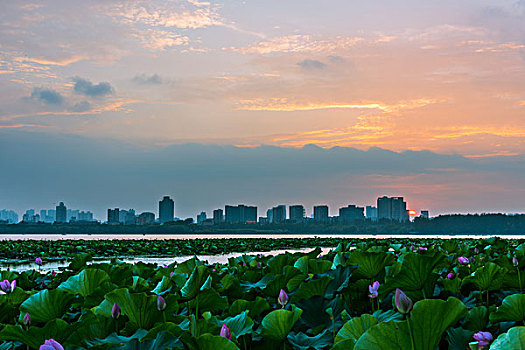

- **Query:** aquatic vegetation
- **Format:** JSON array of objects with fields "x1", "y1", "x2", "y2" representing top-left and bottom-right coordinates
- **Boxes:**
[{"x1": 0, "y1": 236, "x2": 524, "y2": 349}]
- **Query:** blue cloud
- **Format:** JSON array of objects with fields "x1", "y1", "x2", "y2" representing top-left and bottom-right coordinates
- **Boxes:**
[
  {"x1": 73, "y1": 77, "x2": 113, "y2": 97},
  {"x1": 30, "y1": 88, "x2": 64, "y2": 105},
  {"x1": 298, "y1": 59, "x2": 327, "y2": 69},
  {"x1": 132, "y1": 73, "x2": 163, "y2": 85}
]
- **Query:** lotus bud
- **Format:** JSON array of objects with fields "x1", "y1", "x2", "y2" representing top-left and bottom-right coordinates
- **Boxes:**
[
  {"x1": 278, "y1": 289, "x2": 289, "y2": 308},
  {"x1": 35, "y1": 257, "x2": 43, "y2": 266},
  {"x1": 0, "y1": 279, "x2": 16, "y2": 293},
  {"x1": 157, "y1": 295, "x2": 166, "y2": 311},
  {"x1": 473, "y1": 331, "x2": 493, "y2": 349},
  {"x1": 23, "y1": 312, "x2": 31, "y2": 326},
  {"x1": 458, "y1": 257, "x2": 469, "y2": 266},
  {"x1": 446, "y1": 272, "x2": 455, "y2": 280},
  {"x1": 39, "y1": 339, "x2": 64, "y2": 350},
  {"x1": 474, "y1": 247, "x2": 479, "y2": 254},
  {"x1": 513, "y1": 257, "x2": 519, "y2": 267},
  {"x1": 395, "y1": 288, "x2": 413, "y2": 314},
  {"x1": 368, "y1": 281, "x2": 380, "y2": 298},
  {"x1": 51, "y1": 270, "x2": 56, "y2": 277},
  {"x1": 220, "y1": 324, "x2": 232, "y2": 340},
  {"x1": 169, "y1": 271, "x2": 174, "y2": 278},
  {"x1": 257, "y1": 262, "x2": 261, "y2": 268},
  {"x1": 242, "y1": 262, "x2": 247, "y2": 267},
  {"x1": 112, "y1": 302, "x2": 121, "y2": 319},
  {"x1": 418, "y1": 247, "x2": 428, "y2": 251}
]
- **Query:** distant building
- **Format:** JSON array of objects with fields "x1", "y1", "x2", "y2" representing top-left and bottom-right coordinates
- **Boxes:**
[
  {"x1": 259, "y1": 217, "x2": 269, "y2": 224},
  {"x1": 365, "y1": 206, "x2": 378, "y2": 221},
  {"x1": 78, "y1": 211, "x2": 94, "y2": 222},
  {"x1": 138, "y1": 212, "x2": 155, "y2": 225},
  {"x1": 289, "y1": 205, "x2": 305, "y2": 223},
  {"x1": 313, "y1": 205, "x2": 329, "y2": 223},
  {"x1": 377, "y1": 196, "x2": 409, "y2": 222},
  {"x1": 213, "y1": 209, "x2": 223, "y2": 225},
  {"x1": 107, "y1": 208, "x2": 120, "y2": 224},
  {"x1": 197, "y1": 211, "x2": 207, "y2": 224},
  {"x1": 272, "y1": 205, "x2": 286, "y2": 223},
  {"x1": 0, "y1": 210, "x2": 18, "y2": 224},
  {"x1": 120, "y1": 209, "x2": 136, "y2": 225},
  {"x1": 22, "y1": 209, "x2": 39, "y2": 223},
  {"x1": 420, "y1": 210, "x2": 429, "y2": 219},
  {"x1": 67, "y1": 209, "x2": 79, "y2": 222},
  {"x1": 339, "y1": 205, "x2": 365, "y2": 223},
  {"x1": 266, "y1": 208, "x2": 273, "y2": 223},
  {"x1": 56, "y1": 202, "x2": 67, "y2": 223},
  {"x1": 225, "y1": 205, "x2": 257, "y2": 224},
  {"x1": 159, "y1": 196, "x2": 175, "y2": 224}
]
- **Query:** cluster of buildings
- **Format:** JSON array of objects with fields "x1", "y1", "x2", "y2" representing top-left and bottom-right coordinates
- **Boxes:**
[{"x1": 2, "y1": 195, "x2": 429, "y2": 226}]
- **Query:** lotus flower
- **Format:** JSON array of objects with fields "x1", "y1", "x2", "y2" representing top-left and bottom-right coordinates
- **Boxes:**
[
  {"x1": 23, "y1": 312, "x2": 31, "y2": 326},
  {"x1": 0, "y1": 279, "x2": 16, "y2": 294},
  {"x1": 157, "y1": 295, "x2": 166, "y2": 311},
  {"x1": 473, "y1": 331, "x2": 493, "y2": 349},
  {"x1": 169, "y1": 271, "x2": 174, "y2": 278},
  {"x1": 418, "y1": 247, "x2": 428, "y2": 251},
  {"x1": 395, "y1": 288, "x2": 413, "y2": 314},
  {"x1": 474, "y1": 247, "x2": 479, "y2": 254},
  {"x1": 220, "y1": 324, "x2": 232, "y2": 340},
  {"x1": 51, "y1": 270, "x2": 56, "y2": 277},
  {"x1": 278, "y1": 289, "x2": 289, "y2": 308},
  {"x1": 447, "y1": 272, "x2": 456, "y2": 280},
  {"x1": 35, "y1": 257, "x2": 43, "y2": 266},
  {"x1": 39, "y1": 339, "x2": 64, "y2": 350},
  {"x1": 242, "y1": 262, "x2": 247, "y2": 267},
  {"x1": 513, "y1": 257, "x2": 519, "y2": 267},
  {"x1": 368, "y1": 281, "x2": 380, "y2": 298},
  {"x1": 458, "y1": 257, "x2": 469, "y2": 266},
  {"x1": 112, "y1": 302, "x2": 121, "y2": 319},
  {"x1": 257, "y1": 262, "x2": 262, "y2": 268}
]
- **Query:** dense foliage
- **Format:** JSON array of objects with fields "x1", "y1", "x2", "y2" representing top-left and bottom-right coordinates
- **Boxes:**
[{"x1": 1, "y1": 237, "x2": 525, "y2": 349}]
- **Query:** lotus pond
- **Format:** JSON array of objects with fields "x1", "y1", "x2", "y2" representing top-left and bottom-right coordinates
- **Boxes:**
[{"x1": 1, "y1": 237, "x2": 525, "y2": 349}]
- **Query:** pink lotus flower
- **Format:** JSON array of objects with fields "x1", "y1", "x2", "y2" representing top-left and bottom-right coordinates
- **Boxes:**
[
  {"x1": 418, "y1": 247, "x2": 428, "y2": 251},
  {"x1": 169, "y1": 272, "x2": 174, "y2": 278},
  {"x1": 51, "y1": 270, "x2": 56, "y2": 277},
  {"x1": 278, "y1": 289, "x2": 289, "y2": 308},
  {"x1": 474, "y1": 247, "x2": 479, "y2": 254},
  {"x1": 257, "y1": 262, "x2": 262, "y2": 268},
  {"x1": 368, "y1": 281, "x2": 380, "y2": 298},
  {"x1": 242, "y1": 262, "x2": 247, "y2": 267},
  {"x1": 23, "y1": 312, "x2": 31, "y2": 326},
  {"x1": 112, "y1": 302, "x2": 121, "y2": 319},
  {"x1": 0, "y1": 279, "x2": 16, "y2": 294},
  {"x1": 513, "y1": 257, "x2": 519, "y2": 267},
  {"x1": 220, "y1": 324, "x2": 232, "y2": 340},
  {"x1": 39, "y1": 339, "x2": 64, "y2": 350},
  {"x1": 446, "y1": 272, "x2": 455, "y2": 280},
  {"x1": 458, "y1": 257, "x2": 469, "y2": 266},
  {"x1": 35, "y1": 257, "x2": 43, "y2": 266},
  {"x1": 473, "y1": 331, "x2": 493, "y2": 349},
  {"x1": 395, "y1": 288, "x2": 413, "y2": 314},
  {"x1": 157, "y1": 295, "x2": 166, "y2": 311}
]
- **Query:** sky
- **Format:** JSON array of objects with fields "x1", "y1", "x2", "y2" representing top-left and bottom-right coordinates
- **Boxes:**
[{"x1": 1, "y1": 1, "x2": 524, "y2": 219}]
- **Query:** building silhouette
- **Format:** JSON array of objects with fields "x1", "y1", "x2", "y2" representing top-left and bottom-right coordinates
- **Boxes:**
[
  {"x1": 138, "y1": 212, "x2": 155, "y2": 225},
  {"x1": 197, "y1": 211, "x2": 207, "y2": 224},
  {"x1": 56, "y1": 202, "x2": 67, "y2": 223},
  {"x1": 289, "y1": 205, "x2": 305, "y2": 223},
  {"x1": 420, "y1": 210, "x2": 429, "y2": 219},
  {"x1": 159, "y1": 196, "x2": 175, "y2": 224},
  {"x1": 213, "y1": 209, "x2": 223, "y2": 225},
  {"x1": 377, "y1": 196, "x2": 409, "y2": 222},
  {"x1": 225, "y1": 205, "x2": 257, "y2": 224},
  {"x1": 313, "y1": 205, "x2": 329, "y2": 223},
  {"x1": 272, "y1": 205, "x2": 286, "y2": 223},
  {"x1": 365, "y1": 206, "x2": 378, "y2": 221},
  {"x1": 339, "y1": 205, "x2": 365, "y2": 223},
  {"x1": 107, "y1": 208, "x2": 120, "y2": 224}
]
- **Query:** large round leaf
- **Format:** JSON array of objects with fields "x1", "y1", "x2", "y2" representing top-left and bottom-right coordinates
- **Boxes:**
[
  {"x1": 19, "y1": 289, "x2": 74, "y2": 323},
  {"x1": 490, "y1": 293, "x2": 525, "y2": 323},
  {"x1": 260, "y1": 305, "x2": 303, "y2": 341},
  {"x1": 491, "y1": 326, "x2": 525, "y2": 349},
  {"x1": 181, "y1": 265, "x2": 209, "y2": 300},
  {"x1": 220, "y1": 311, "x2": 254, "y2": 339},
  {"x1": 58, "y1": 268, "x2": 111, "y2": 297},
  {"x1": 335, "y1": 314, "x2": 378, "y2": 346},
  {"x1": 465, "y1": 262, "x2": 505, "y2": 291},
  {"x1": 196, "y1": 334, "x2": 239, "y2": 350},
  {"x1": 102, "y1": 288, "x2": 162, "y2": 330}
]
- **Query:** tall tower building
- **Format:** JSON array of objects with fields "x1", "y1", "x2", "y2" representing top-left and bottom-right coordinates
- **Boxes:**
[
  {"x1": 56, "y1": 202, "x2": 67, "y2": 223},
  {"x1": 313, "y1": 205, "x2": 329, "y2": 223},
  {"x1": 159, "y1": 196, "x2": 174, "y2": 224},
  {"x1": 377, "y1": 196, "x2": 408, "y2": 222},
  {"x1": 289, "y1": 205, "x2": 305, "y2": 223},
  {"x1": 272, "y1": 205, "x2": 286, "y2": 223}
]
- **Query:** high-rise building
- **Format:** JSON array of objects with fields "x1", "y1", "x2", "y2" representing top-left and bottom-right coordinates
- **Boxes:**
[
  {"x1": 56, "y1": 202, "x2": 67, "y2": 223},
  {"x1": 213, "y1": 209, "x2": 223, "y2": 225},
  {"x1": 313, "y1": 205, "x2": 329, "y2": 223},
  {"x1": 197, "y1": 211, "x2": 207, "y2": 224},
  {"x1": 67, "y1": 209, "x2": 80, "y2": 222},
  {"x1": 365, "y1": 206, "x2": 378, "y2": 221},
  {"x1": 78, "y1": 211, "x2": 94, "y2": 222},
  {"x1": 108, "y1": 208, "x2": 120, "y2": 224},
  {"x1": 289, "y1": 205, "x2": 305, "y2": 223},
  {"x1": 0, "y1": 210, "x2": 18, "y2": 224},
  {"x1": 138, "y1": 212, "x2": 155, "y2": 225},
  {"x1": 377, "y1": 196, "x2": 409, "y2": 222},
  {"x1": 339, "y1": 205, "x2": 365, "y2": 223},
  {"x1": 225, "y1": 205, "x2": 257, "y2": 224},
  {"x1": 420, "y1": 210, "x2": 429, "y2": 219},
  {"x1": 266, "y1": 208, "x2": 273, "y2": 223},
  {"x1": 272, "y1": 205, "x2": 286, "y2": 223},
  {"x1": 159, "y1": 196, "x2": 174, "y2": 224}
]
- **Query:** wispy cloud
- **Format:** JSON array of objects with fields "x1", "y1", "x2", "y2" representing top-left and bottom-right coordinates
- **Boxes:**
[
  {"x1": 30, "y1": 88, "x2": 64, "y2": 105},
  {"x1": 73, "y1": 77, "x2": 113, "y2": 98}
]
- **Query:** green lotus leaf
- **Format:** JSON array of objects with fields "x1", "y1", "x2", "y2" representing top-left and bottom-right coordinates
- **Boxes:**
[
  {"x1": 57, "y1": 268, "x2": 111, "y2": 297},
  {"x1": 491, "y1": 326, "x2": 525, "y2": 349},
  {"x1": 219, "y1": 311, "x2": 254, "y2": 339},
  {"x1": 462, "y1": 306, "x2": 489, "y2": 331},
  {"x1": 291, "y1": 276, "x2": 333, "y2": 302},
  {"x1": 196, "y1": 334, "x2": 240, "y2": 350},
  {"x1": 354, "y1": 297, "x2": 467, "y2": 350},
  {"x1": 189, "y1": 288, "x2": 228, "y2": 313},
  {"x1": 151, "y1": 276, "x2": 172, "y2": 295},
  {"x1": 68, "y1": 253, "x2": 93, "y2": 271},
  {"x1": 115, "y1": 331, "x2": 183, "y2": 350},
  {"x1": 346, "y1": 251, "x2": 395, "y2": 280},
  {"x1": 335, "y1": 314, "x2": 378, "y2": 345},
  {"x1": 287, "y1": 329, "x2": 333, "y2": 350},
  {"x1": 0, "y1": 319, "x2": 70, "y2": 349},
  {"x1": 86, "y1": 329, "x2": 148, "y2": 347},
  {"x1": 446, "y1": 327, "x2": 476, "y2": 350},
  {"x1": 490, "y1": 293, "x2": 525, "y2": 323},
  {"x1": 19, "y1": 289, "x2": 74, "y2": 323},
  {"x1": 294, "y1": 256, "x2": 332, "y2": 275},
  {"x1": 102, "y1": 288, "x2": 162, "y2": 330},
  {"x1": 465, "y1": 262, "x2": 506, "y2": 291},
  {"x1": 229, "y1": 297, "x2": 270, "y2": 318},
  {"x1": 260, "y1": 305, "x2": 303, "y2": 341},
  {"x1": 181, "y1": 265, "x2": 209, "y2": 300}
]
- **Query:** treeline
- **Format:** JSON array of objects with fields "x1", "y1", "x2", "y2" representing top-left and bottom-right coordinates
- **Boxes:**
[{"x1": 0, "y1": 213, "x2": 523, "y2": 235}]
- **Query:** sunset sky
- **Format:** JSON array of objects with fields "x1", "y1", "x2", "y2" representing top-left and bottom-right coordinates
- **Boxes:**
[{"x1": 1, "y1": 1, "x2": 524, "y2": 219}]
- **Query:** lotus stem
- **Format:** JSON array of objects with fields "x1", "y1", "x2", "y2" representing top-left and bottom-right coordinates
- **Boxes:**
[
  {"x1": 486, "y1": 290, "x2": 489, "y2": 307},
  {"x1": 517, "y1": 268, "x2": 522, "y2": 293},
  {"x1": 407, "y1": 316, "x2": 415, "y2": 350},
  {"x1": 195, "y1": 295, "x2": 199, "y2": 319}
]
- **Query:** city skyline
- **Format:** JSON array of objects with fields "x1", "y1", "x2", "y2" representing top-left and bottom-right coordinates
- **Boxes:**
[{"x1": 1, "y1": 1, "x2": 524, "y2": 217}]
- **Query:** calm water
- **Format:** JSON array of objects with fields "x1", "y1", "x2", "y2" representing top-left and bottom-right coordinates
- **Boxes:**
[{"x1": 1, "y1": 233, "x2": 523, "y2": 241}]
